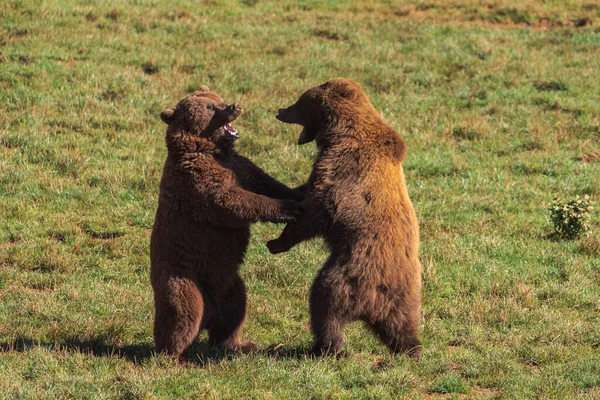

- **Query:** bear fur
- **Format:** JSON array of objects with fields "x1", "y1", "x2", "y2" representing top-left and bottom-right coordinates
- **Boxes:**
[
  {"x1": 268, "y1": 78, "x2": 422, "y2": 358},
  {"x1": 151, "y1": 86, "x2": 302, "y2": 360}
]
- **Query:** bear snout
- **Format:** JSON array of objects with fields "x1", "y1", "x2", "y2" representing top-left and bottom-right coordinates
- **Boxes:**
[
  {"x1": 222, "y1": 103, "x2": 243, "y2": 123},
  {"x1": 226, "y1": 103, "x2": 243, "y2": 113},
  {"x1": 276, "y1": 108, "x2": 292, "y2": 123}
]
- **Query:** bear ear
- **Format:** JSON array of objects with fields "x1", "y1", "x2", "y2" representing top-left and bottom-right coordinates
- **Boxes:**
[
  {"x1": 160, "y1": 107, "x2": 177, "y2": 125},
  {"x1": 329, "y1": 78, "x2": 359, "y2": 101},
  {"x1": 324, "y1": 78, "x2": 360, "y2": 101},
  {"x1": 337, "y1": 85, "x2": 357, "y2": 100},
  {"x1": 198, "y1": 85, "x2": 210, "y2": 92}
]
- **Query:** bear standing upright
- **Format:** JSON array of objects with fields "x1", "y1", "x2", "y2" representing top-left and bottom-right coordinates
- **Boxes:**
[
  {"x1": 268, "y1": 78, "x2": 422, "y2": 358},
  {"x1": 151, "y1": 87, "x2": 302, "y2": 360}
]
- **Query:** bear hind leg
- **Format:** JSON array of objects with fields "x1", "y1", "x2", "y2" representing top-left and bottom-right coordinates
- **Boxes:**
[
  {"x1": 309, "y1": 274, "x2": 348, "y2": 356},
  {"x1": 369, "y1": 309, "x2": 421, "y2": 359},
  {"x1": 154, "y1": 277, "x2": 204, "y2": 360},
  {"x1": 208, "y1": 276, "x2": 256, "y2": 353}
]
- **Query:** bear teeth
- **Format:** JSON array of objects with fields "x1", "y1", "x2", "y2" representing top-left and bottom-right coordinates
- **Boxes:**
[{"x1": 225, "y1": 123, "x2": 239, "y2": 137}]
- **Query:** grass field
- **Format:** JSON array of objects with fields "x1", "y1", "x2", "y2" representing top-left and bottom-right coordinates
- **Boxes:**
[{"x1": 1, "y1": 0, "x2": 600, "y2": 398}]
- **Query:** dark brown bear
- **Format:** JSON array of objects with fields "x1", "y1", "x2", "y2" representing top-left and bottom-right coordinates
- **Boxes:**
[
  {"x1": 268, "y1": 78, "x2": 422, "y2": 358},
  {"x1": 151, "y1": 86, "x2": 302, "y2": 360}
]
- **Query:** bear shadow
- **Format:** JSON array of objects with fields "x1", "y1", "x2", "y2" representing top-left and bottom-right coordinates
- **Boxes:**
[
  {"x1": 0, "y1": 336, "x2": 310, "y2": 366},
  {"x1": 1, "y1": 337, "x2": 339, "y2": 365},
  {"x1": 0, "y1": 336, "x2": 154, "y2": 365},
  {"x1": 188, "y1": 343, "x2": 323, "y2": 364},
  {"x1": 263, "y1": 344, "x2": 347, "y2": 360},
  {"x1": 187, "y1": 341, "x2": 238, "y2": 365}
]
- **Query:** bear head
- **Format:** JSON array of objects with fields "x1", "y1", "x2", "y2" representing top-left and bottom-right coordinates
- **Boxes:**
[
  {"x1": 276, "y1": 78, "x2": 372, "y2": 146},
  {"x1": 161, "y1": 86, "x2": 243, "y2": 148}
]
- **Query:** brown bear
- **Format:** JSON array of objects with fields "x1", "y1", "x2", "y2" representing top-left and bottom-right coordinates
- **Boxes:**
[
  {"x1": 151, "y1": 86, "x2": 302, "y2": 360},
  {"x1": 267, "y1": 78, "x2": 422, "y2": 358}
]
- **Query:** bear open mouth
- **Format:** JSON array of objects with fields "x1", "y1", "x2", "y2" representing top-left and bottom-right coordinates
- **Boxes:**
[{"x1": 224, "y1": 123, "x2": 240, "y2": 138}]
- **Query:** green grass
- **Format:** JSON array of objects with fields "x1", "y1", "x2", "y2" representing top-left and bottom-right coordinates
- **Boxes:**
[{"x1": 1, "y1": 0, "x2": 600, "y2": 398}]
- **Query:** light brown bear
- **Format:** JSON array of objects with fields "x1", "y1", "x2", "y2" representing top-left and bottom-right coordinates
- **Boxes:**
[
  {"x1": 268, "y1": 78, "x2": 422, "y2": 358},
  {"x1": 151, "y1": 86, "x2": 302, "y2": 360}
]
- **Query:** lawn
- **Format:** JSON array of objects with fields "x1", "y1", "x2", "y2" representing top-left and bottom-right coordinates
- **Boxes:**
[{"x1": 1, "y1": 0, "x2": 599, "y2": 398}]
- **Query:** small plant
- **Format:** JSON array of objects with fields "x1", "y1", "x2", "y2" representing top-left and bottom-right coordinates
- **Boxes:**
[
  {"x1": 548, "y1": 195, "x2": 594, "y2": 239},
  {"x1": 533, "y1": 80, "x2": 568, "y2": 92},
  {"x1": 141, "y1": 61, "x2": 160, "y2": 75}
]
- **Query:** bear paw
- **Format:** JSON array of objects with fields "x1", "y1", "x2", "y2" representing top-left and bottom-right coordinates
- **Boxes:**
[
  {"x1": 267, "y1": 239, "x2": 290, "y2": 254},
  {"x1": 232, "y1": 340, "x2": 258, "y2": 354},
  {"x1": 278, "y1": 199, "x2": 302, "y2": 222}
]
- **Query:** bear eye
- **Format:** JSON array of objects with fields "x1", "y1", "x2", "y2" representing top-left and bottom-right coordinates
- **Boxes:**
[{"x1": 207, "y1": 104, "x2": 214, "y2": 110}]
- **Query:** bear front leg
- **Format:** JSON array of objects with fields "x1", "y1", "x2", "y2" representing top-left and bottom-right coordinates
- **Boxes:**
[
  {"x1": 267, "y1": 201, "x2": 329, "y2": 254},
  {"x1": 293, "y1": 183, "x2": 309, "y2": 196},
  {"x1": 207, "y1": 187, "x2": 301, "y2": 227},
  {"x1": 153, "y1": 276, "x2": 204, "y2": 361},
  {"x1": 266, "y1": 222, "x2": 300, "y2": 254},
  {"x1": 208, "y1": 275, "x2": 257, "y2": 353},
  {"x1": 233, "y1": 155, "x2": 305, "y2": 201}
]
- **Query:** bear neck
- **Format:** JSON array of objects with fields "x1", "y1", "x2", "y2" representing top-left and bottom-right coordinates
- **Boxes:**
[{"x1": 319, "y1": 106, "x2": 388, "y2": 148}]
